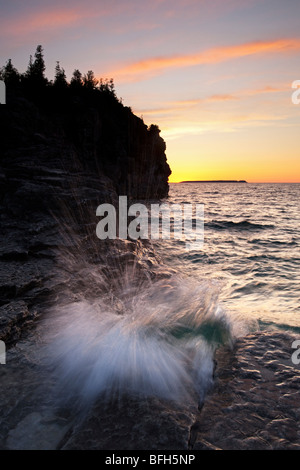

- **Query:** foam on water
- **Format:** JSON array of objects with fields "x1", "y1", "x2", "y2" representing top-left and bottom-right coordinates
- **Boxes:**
[{"x1": 43, "y1": 272, "x2": 240, "y2": 409}]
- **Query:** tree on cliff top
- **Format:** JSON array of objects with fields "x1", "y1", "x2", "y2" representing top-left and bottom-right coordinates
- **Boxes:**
[
  {"x1": 70, "y1": 69, "x2": 83, "y2": 89},
  {"x1": 83, "y1": 70, "x2": 98, "y2": 90},
  {"x1": 148, "y1": 124, "x2": 161, "y2": 134},
  {"x1": 0, "y1": 59, "x2": 20, "y2": 87},
  {"x1": 99, "y1": 78, "x2": 116, "y2": 97},
  {"x1": 25, "y1": 45, "x2": 47, "y2": 85},
  {"x1": 2, "y1": 45, "x2": 124, "y2": 108},
  {"x1": 54, "y1": 61, "x2": 68, "y2": 89}
]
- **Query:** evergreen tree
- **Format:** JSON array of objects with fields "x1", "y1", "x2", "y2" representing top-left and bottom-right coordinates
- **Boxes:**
[
  {"x1": 25, "y1": 55, "x2": 34, "y2": 78},
  {"x1": 99, "y1": 78, "x2": 116, "y2": 97},
  {"x1": 34, "y1": 45, "x2": 46, "y2": 79},
  {"x1": 54, "y1": 61, "x2": 68, "y2": 88},
  {"x1": 1, "y1": 59, "x2": 20, "y2": 87},
  {"x1": 70, "y1": 69, "x2": 83, "y2": 89},
  {"x1": 83, "y1": 70, "x2": 98, "y2": 90},
  {"x1": 1, "y1": 46, "x2": 123, "y2": 106},
  {"x1": 148, "y1": 124, "x2": 160, "y2": 134},
  {"x1": 108, "y1": 78, "x2": 115, "y2": 96},
  {"x1": 25, "y1": 45, "x2": 47, "y2": 85}
]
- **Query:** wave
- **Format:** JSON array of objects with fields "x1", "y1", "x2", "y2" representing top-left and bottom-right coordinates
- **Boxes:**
[
  {"x1": 258, "y1": 320, "x2": 300, "y2": 334},
  {"x1": 248, "y1": 238, "x2": 298, "y2": 247},
  {"x1": 42, "y1": 271, "x2": 239, "y2": 410},
  {"x1": 206, "y1": 220, "x2": 274, "y2": 231}
]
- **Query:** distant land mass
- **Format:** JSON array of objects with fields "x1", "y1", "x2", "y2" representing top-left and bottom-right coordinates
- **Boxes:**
[{"x1": 179, "y1": 180, "x2": 248, "y2": 183}]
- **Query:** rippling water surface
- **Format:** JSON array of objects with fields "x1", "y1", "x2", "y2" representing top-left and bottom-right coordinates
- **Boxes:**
[
  {"x1": 44, "y1": 182, "x2": 299, "y2": 407},
  {"x1": 154, "y1": 183, "x2": 300, "y2": 332},
  {"x1": 3, "y1": 183, "x2": 300, "y2": 448}
]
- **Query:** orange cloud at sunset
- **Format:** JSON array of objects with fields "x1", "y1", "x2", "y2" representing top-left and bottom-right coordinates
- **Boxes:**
[
  {"x1": 0, "y1": 9, "x2": 86, "y2": 37},
  {"x1": 134, "y1": 83, "x2": 288, "y2": 120},
  {"x1": 110, "y1": 38, "x2": 300, "y2": 82}
]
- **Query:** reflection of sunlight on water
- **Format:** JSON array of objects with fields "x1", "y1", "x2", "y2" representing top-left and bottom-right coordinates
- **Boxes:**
[{"x1": 160, "y1": 183, "x2": 300, "y2": 329}]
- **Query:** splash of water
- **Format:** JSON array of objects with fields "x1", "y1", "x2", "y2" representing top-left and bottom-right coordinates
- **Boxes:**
[
  {"x1": 42, "y1": 189, "x2": 244, "y2": 410},
  {"x1": 43, "y1": 269, "x2": 236, "y2": 409}
]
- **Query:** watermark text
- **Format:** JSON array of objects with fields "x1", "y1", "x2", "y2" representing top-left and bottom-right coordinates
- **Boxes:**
[
  {"x1": 291, "y1": 340, "x2": 300, "y2": 365},
  {"x1": 96, "y1": 196, "x2": 204, "y2": 251},
  {"x1": 291, "y1": 80, "x2": 300, "y2": 104},
  {"x1": 0, "y1": 340, "x2": 6, "y2": 364},
  {"x1": 0, "y1": 80, "x2": 6, "y2": 104}
]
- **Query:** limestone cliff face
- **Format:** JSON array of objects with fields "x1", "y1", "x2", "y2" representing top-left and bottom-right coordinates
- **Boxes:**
[{"x1": 0, "y1": 89, "x2": 171, "y2": 218}]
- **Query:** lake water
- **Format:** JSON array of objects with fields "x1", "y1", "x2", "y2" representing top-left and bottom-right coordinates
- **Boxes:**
[
  {"x1": 2, "y1": 183, "x2": 300, "y2": 448},
  {"x1": 31, "y1": 182, "x2": 300, "y2": 408},
  {"x1": 153, "y1": 182, "x2": 300, "y2": 333}
]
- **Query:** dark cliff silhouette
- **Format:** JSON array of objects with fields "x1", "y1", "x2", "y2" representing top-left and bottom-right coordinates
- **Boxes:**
[{"x1": 0, "y1": 46, "x2": 171, "y2": 219}]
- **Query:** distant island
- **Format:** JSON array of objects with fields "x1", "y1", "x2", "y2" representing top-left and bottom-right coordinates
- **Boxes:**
[{"x1": 179, "y1": 180, "x2": 247, "y2": 183}]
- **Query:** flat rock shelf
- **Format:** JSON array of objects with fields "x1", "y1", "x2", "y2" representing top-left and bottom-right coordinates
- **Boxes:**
[{"x1": 190, "y1": 330, "x2": 300, "y2": 450}]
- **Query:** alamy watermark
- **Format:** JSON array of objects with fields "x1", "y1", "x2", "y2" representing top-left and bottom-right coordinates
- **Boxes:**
[
  {"x1": 291, "y1": 80, "x2": 300, "y2": 105},
  {"x1": 0, "y1": 340, "x2": 6, "y2": 364},
  {"x1": 0, "y1": 80, "x2": 6, "y2": 104},
  {"x1": 96, "y1": 196, "x2": 204, "y2": 251},
  {"x1": 291, "y1": 340, "x2": 300, "y2": 365}
]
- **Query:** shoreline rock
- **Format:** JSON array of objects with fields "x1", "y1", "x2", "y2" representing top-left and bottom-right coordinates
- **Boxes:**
[
  {"x1": 190, "y1": 330, "x2": 300, "y2": 450},
  {"x1": 1, "y1": 291, "x2": 300, "y2": 450}
]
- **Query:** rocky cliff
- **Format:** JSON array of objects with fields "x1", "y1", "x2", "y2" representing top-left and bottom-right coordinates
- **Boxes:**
[
  {"x1": 0, "y1": 78, "x2": 173, "y2": 347},
  {"x1": 0, "y1": 85, "x2": 171, "y2": 221}
]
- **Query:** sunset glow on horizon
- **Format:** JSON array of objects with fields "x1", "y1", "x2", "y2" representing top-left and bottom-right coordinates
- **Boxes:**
[{"x1": 1, "y1": 0, "x2": 300, "y2": 183}]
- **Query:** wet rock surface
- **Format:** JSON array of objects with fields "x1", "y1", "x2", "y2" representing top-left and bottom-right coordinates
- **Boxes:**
[
  {"x1": 1, "y1": 328, "x2": 299, "y2": 450},
  {"x1": 61, "y1": 396, "x2": 196, "y2": 450},
  {"x1": 190, "y1": 331, "x2": 300, "y2": 450}
]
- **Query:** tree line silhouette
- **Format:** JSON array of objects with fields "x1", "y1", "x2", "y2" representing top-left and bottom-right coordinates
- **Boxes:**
[
  {"x1": 0, "y1": 45, "x2": 170, "y2": 199},
  {"x1": 0, "y1": 45, "x2": 120, "y2": 109},
  {"x1": 0, "y1": 44, "x2": 163, "y2": 138}
]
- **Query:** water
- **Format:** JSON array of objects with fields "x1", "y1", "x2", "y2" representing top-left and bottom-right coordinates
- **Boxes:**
[
  {"x1": 44, "y1": 276, "x2": 229, "y2": 408},
  {"x1": 42, "y1": 182, "x2": 300, "y2": 410},
  {"x1": 155, "y1": 182, "x2": 300, "y2": 332},
  {"x1": 3, "y1": 182, "x2": 300, "y2": 449}
]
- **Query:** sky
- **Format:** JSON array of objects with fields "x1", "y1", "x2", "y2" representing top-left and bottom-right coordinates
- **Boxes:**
[{"x1": 1, "y1": 0, "x2": 300, "y2": 182}]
